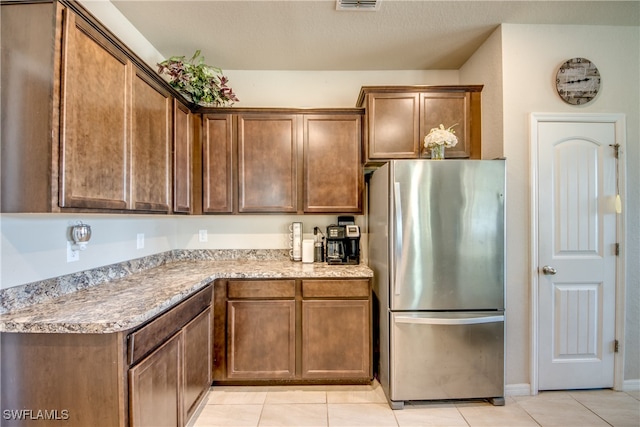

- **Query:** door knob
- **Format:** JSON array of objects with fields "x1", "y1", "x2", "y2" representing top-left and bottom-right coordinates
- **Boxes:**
[{"x1": 542, "y1": 265, "x2": 557, "y2": 275}]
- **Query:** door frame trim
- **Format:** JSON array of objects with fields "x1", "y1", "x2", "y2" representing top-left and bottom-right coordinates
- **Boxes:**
[{"x1": 529, "y1": 112, "x2": 627, "y2": 394}]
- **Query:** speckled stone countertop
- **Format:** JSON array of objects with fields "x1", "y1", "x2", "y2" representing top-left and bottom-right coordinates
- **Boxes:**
[{"x1": 0, "y1": 251, "x2": 373, "y2": 334}]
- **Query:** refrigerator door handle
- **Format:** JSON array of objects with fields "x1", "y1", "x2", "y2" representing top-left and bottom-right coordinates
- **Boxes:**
[
  {"x1": 393, "y1": 182, "x2": 403, "y2": 296},
  {"x1": 395, "y1": 315, "x2": 505, "y2": 325}
]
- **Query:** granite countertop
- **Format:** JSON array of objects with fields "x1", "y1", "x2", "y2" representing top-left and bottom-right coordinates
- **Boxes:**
[{"x1": 0, "y1": 256, "x2": 373, "y2": 335}]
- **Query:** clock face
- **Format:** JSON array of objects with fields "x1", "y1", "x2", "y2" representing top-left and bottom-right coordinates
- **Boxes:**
[{"x1": 556, "y1": 58, "x2": 601, "y2": 105}]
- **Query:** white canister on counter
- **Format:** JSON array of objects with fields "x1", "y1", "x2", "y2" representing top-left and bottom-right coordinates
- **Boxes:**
[{"x1": 302, "y1": 239, "x2": 315, "y2": 263}]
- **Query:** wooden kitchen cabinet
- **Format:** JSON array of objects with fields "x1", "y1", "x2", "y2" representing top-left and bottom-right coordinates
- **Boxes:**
[
  {"x1": 1, "y1": 1, "x2": 187, "y2": 213},
  {"x1": 226, "y1": 280, "x2": 296, "y2": 379},
  {"x1": 199, "y1": 109, "x2": 364, "y2": 214},
  {"x1": 128, "y1": 286, "x2": 212, "y2": 427},
  {"x1": 1, "y1": 285, "x2": 212, "y2": 427},
  {"x1": 129, "y1": 332, "x2": 182, "y2": 427},
  {"x1": 237, "y1": 114, "x2": 300, "y2": 213},
  {"x1": 358, "y1": 86, "x2": 482, "y2": 164},
  {"x1": 361, "y1": 92, "x2": 421, "y2": 159},
  {"x1": 202, "y1": 114, "x2": 234, "y2": 213},
  {"x1": 183, "y1": 307, "x2": 212, "y2": 421},
  {"x1": 1, "y1": 332, "x2": 125, "y2": 427},
  {"x1": 132, "y1": 70, "x2": 172, "y2": 212},
  {"x1": 173, "y1": 100, "x2": 193, "y2": 213},
  {"x1": 301, "y1": 280, "x2": 371, "y2": 379},
  {"x1": 303, "y1": 114, "x2": 362, "y2": 213},
  {"x1": 59, "y1": 8, "x2": 132, "y2": 210},
  {"x1": 214, "y1": 278, "x2": 372, "y2": 384}
]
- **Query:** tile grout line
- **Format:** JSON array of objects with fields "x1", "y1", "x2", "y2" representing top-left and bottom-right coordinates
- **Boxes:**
[
  {"x1": 504, "y1": 399, "x2": 544, "y2": 427},
  {"x1": 566, "y1": 393, "x2": 615, "y2": 427}
]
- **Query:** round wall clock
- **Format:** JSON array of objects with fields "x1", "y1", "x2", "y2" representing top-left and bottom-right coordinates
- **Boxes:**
[{"x1": 555, "y1": 57, "x2": 601, "y2": 105}]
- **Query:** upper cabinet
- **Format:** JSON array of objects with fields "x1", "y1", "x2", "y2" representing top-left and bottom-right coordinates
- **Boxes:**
[
  {"x1": 202, "y1": 114, "x2": 234, "y2": 213},
  {"x1": 59, "y1": 11, "x2": 132, "y2": 210},
  {"x1": 200, "y1": 109, "x2": 363, "y2": 214},
  {"x1": 173, "y1": 101, "x2": 193, "y2": 213},
  {"x1": 357, "y1": 86, "x2": 483, "y2": 164},
  {"x1": 303, "y1": 114, "x2": 362, "y2": 213},
  {"x1": 237, "y1": 114, "x2": 300, "y2": 213},
  {"x1": 131, "y1": 70, "x2": 172, "y2": 212},
  {"x1": 1, "y1": 2, "x2": 187, "y2": 213}
]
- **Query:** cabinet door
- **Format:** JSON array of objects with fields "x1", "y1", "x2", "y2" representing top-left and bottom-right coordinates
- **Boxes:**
[
  {"x1": 303, "y1": 115, "x2": 362, "y2": 213},
  {"x1": 132, "y1": 70, "x2": 172, "y2": 211},
  {"x1": 59, "y1": 10, "x2": 131, "y2": 209},
  {"x1": 366, "y1": 93, "x2": 420, "y2": 160},
  {"x1": 203, "y1": 114, "x2": 234, "y2": 213},
  {"x1": 227, "y1": 300, "x2": 296, "y2": 379},
  {"x1": 129, "y1": 332, "x2": 182, "y2": 427},
  {"x1": 183, "y1": 308, "x2": 211, "y2": 422},
  {"x1": 237, "y1": 114, "x2": 299, "y2": 212},
  {"x1": 420, "y1": 92, "x2": 472, "y2": 159},
  {"x1": 173, "y1": 100, "x2": 192, "y2": 213},
  {"x1": 302, "y1": 300, "x2": 370, "y2": 379}
]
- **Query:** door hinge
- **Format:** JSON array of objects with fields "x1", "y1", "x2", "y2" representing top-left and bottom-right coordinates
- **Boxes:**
[
  {"x1": 614, "y1": 339, "x2": 620, "y2": 353},
  {"x1": 615, "y1": 243, "x2": 620, "y2": 256},
  {"x1": 610, "y1": 143, "x2": 620, "y2": 159}
]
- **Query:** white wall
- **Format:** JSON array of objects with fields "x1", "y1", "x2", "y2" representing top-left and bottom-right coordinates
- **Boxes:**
[
  {"x1": 498, "y1": 23, "x2": 640, "y2": 385},
  {"x1": 459, "y1": 28, "x2": 504, "y2": 160}
]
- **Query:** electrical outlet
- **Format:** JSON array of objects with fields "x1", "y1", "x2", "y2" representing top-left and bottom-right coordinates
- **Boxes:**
[
  {"x1": 137, "y1": 233, "x2": 144, "y2": 249},
  {"x1": 67, "y1": 242, "x2": 79, "y2": 262},
  {"x1": 198, "y1": 229, "x2": 208, "y2": 242}
]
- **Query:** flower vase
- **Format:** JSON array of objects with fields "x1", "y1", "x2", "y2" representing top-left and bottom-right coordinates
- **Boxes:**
[{"x1": 430, "y1": 145, "x2": 445, "y2": 160}]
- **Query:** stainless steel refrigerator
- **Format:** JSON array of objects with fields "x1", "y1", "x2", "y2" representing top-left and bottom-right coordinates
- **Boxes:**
[{"x1": 368, "y1": 159, "x2": 506, "y2": 409}]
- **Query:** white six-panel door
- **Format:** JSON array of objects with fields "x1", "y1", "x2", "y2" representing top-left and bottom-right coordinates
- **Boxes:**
[{"x1": 535, "y1": 119, "x2": 618, "y2": 390}]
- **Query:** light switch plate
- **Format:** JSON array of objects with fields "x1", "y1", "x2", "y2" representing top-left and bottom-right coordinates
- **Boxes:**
[{"x1": 198, "y1": 230, "x2": 208, "y2": 242}]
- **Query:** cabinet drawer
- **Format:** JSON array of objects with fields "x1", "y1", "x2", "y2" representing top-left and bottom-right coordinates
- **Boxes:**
[
  {"x1": 228, "y1": 280, "x2": 296, "y2": 299},
  {"x1": 302, "y1": 280, "x2": 370, "y2": 298},
  {"x1": 128, "y1": 285, "x2": 212, "y2": 365}
]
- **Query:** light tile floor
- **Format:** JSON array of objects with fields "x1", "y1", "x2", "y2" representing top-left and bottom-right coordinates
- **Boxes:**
[{"x1": 191, "y1": 381, "x2": 640, "y2": 427}]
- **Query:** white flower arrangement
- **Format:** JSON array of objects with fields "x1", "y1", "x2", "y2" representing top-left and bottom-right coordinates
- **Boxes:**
[{"x1": 424, "y1": 124, "x2": 458, "y2": 149}]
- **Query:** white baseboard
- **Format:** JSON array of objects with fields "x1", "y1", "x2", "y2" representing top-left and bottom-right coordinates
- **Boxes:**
[
  {"x1": 505, "y1": 383, "x2": 532, "y2": 396},
  {"x1": 623, "y1": 379, "x2": 640, "y2": 391},
  {"x1": 507, "y1": 380, "x2": 640, "y2": 394}
]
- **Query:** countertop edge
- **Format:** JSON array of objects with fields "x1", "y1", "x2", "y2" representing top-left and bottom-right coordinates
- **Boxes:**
[{"x1": 0, "y1": 259, "x2": 373, "y2": 335}]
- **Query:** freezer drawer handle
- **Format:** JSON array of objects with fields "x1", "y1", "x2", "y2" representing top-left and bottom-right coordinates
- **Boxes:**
[{"x1": 395, "y1": 315, "x2": 505, "y2": 325}]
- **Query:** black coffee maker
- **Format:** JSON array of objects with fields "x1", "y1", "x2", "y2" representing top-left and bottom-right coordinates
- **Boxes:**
[{"x1": 326, "y1": 216, "x2": 360, "y2": 265}]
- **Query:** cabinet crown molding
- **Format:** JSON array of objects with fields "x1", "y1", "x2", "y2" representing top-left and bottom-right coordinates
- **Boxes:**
[{"x1": 356, "y1": 85, "x2": 484, "y2": 107}]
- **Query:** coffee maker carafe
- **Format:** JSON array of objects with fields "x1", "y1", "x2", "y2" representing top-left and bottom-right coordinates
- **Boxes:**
[{"x1": 326, "y1": 223, "x2": 360, "y2": 265}]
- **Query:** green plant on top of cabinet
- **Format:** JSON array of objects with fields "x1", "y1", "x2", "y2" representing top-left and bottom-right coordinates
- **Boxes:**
[{"x1": 357, "y1": 86, "x2": 482, "y2": 164}]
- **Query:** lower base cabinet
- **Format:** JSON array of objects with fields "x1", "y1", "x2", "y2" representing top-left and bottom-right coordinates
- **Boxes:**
[
  {"x1": 129, "y1": 333, "x2": 182, "y2": 427},
  {"x1": 129, "y1": 307, "x2": 212, "y2": 427},
  {"x1": 227, "y1": 300, "x2": 296, "y2": 379},
  {"x1": 0, "y1": 286, "x2": 212, "y2": 427},
  {"x1": 214, "y1": 278, "x2": 372, "y2": 384},
  {"x1": 302, "y1": 300, "x2": 370, "y2": 379},
  {"x1": 183, "y1": 308, "x2": 213, "y2": 420}
]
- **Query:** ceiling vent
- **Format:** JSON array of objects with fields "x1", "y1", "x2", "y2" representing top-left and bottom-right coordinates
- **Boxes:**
[{"x1": 336, "y1": 0, "x2": 381, "y2": 11}]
